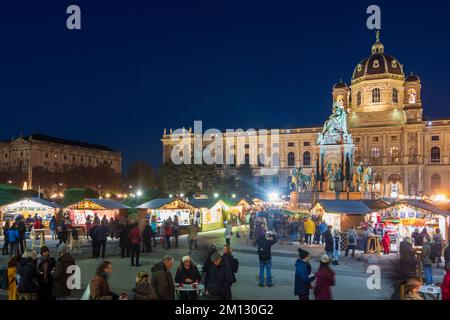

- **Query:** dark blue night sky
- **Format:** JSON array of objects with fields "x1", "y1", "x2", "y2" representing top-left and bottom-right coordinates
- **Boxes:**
[{"x1": 1, "y1": 0, "x2": 449, "y2": 170}]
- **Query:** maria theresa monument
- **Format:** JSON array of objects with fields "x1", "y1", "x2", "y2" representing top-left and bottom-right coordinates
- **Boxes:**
[{"x1": 162, "y1": 32, "x2": 450, "y2": 198}]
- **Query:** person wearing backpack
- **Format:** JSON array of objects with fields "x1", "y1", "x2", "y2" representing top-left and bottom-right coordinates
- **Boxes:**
[
  {"x1": 345, "y1": 226, "x2": 358, "y2": 258},
  {"x1": 222, "y1": 244, "x2": 239, "y2": 283},
  {"x1": 7, "y1": 222, "x2": 20, "y2": 258},
  {"x1": 256, "y1": 231, "x2": 277, "y2": 287}
]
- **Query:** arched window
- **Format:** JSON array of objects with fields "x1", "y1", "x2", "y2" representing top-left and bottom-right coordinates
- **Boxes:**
[
  {"x1": 370, "y1": 147, "x2": 381, "y2": 165},
  {"x1": 389, "y1": 147, "x2": 400, "y2": 164},
  {"x1": 354, "y1": 147, "x2": 362, "y2": 164},
  {"x1": 258, "y1": 153, "x2": 265, "y2": 167},
  {"x1": 287, "y1": 152, "x2": 295, "y2": 167},
  {"x1": 431, "y1": 147, "x2": 440, "y2": 163},
  {"x1": 392, "y1": 88, "x2": 398, "y2": 103},
  {"x1": 408, "y1": 89, "x2": 416, "y2": 104},
  {"x1": 372, "y1": 88, "x2": 381, "y2": 103},
  {"x1": 356, "y1": 91, "x2": 362, "y2": 106},
  {"x1": 244, "y1": 153, "x2": 250, "y2": 165},
  {"x1": 303, "y1": 151, "x2": 311, "y2": 167},
  {"x1": 409, "y1": 147, "x2": 417, "y2": 164},
  {"x1": 272, "y1": 153, "x2": 280, "y2": 167},
  {"x1": 431, "y1": 174, "x2": 441, "y2": 191}
]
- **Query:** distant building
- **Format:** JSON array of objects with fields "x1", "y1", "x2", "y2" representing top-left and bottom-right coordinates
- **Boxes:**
[
  {"x1": 0, "y1": 133, "x2": 121, "y2": 174},
  {"x1": 161, "y1": 33, "x2": 450, "y2": 197}
]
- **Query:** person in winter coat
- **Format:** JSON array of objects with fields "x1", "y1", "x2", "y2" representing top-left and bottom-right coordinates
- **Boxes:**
[
  {"x1": 92, "y1": 221, "x2": 109, "y2": 259},
  {"x1": 319, "y1": 221, "x2": 328, "y2": 245},
  {"x1": 314, "y1": 254, "x2": 335, "y2": 300},
  {"x1": 17, "y1": 219, "x2": 27, "y2": 254},
  {"x1": 324, "y1": 225, "x2": 334, "y2": 257},
  {"x1": 332, "y1": 230, "x2": 341, "y2": 265},
  {"x1": 174, "y1": 256, "x2": 201, "y2": 300},
  {"x1": 173, "y1": 215, "x2": 180, "y2": 248},
  {"x1": 7, "y1": 222, "x2": 20, "y2": 257},
  {"x1": 49, "y1": 216, "x2": 57, "y2": 240},
  {"x1": 222, "y1": 244, "x2": 239, "y2": 284},
  {"x1": 224, "y1": 221, "x2": 232, "y2": 245},
  {"x1": 421, "y1": 237, "x2": 434, "y2": 285},
  {"x1": 256, "y1": 231, "x2": 277, "y2": 287},
  {"x1": 51, "y1": 244, "x2": 76, "y2": 300},
  {"x1": 345, "y1": 226, "x2": 358, "y2": 258},
  {"x1": 399, "y1": 237, "x2": 418, "y2": 279},
  {"x1": 119, "y1": 221, "x2": 131, "y2": 258},
  {"x1": 164, "y1": 218, "x2": 173, "y2": 249},
  {"x1": 203, "y1": 244, "x2": 218, "y2": 286},
  {"x1": 151, "y1": 218, "x2": 158, "y2": 246},
  {"x1": 432, "y1": 228, "x2": 443, "y2": 267},
  {"x1": 142, "y1": 223, "x2": 153, "y2": 253},
  {"x1": 188, "y1": 222, "x2": 199, "y2": 254},
  {"x1": 304, "y1": 218, "x2": 315, "y2": 246},
  {"x1": 205, "y1": 252, "x2": 234, "y2": 300},
  {"x1": 7, "y1": 255, "x2": 19, "y2": 300},
  {"x1": 129, "y1": 270, "x2": 157, "y2": 300},
  {"x1": 294, "y1": 249, "x2": 314, "y2": 300},
  {"x1": 420, "y1": 228, "x2": 431, "y2": 243},
  {"x1": 93, "y1": 213, "x2": 100, "y2": 226},
  {"x1": 441, "y1": 264, "x2": 450, "y2": 300},
  {"x1": 2, "y1": 220, "x2": 10, "y2": 256},
  {"x1": 56, "y1": 220, "x2": 67, "y2": 248},
  {"x1": 444, "y1": 240, "x2": 450, "y2": 269},
  {"x1": 16, "y1": 250, "x2": 39, "y2": 300},
  {"x1": 411, "y1": 228, "x2": 423, "y2": 246},
  {"x1": 37, "y1": 246, "x2": 56, "y2": 300},
  {"x1": 85, "y1": 215, "x2": 92, "y2": 239},
  {"x1": 151, "y1": 255, "x2": 175, "y2": 300},
  {"x1": 128, "y1": 223, "x2": 142, "y2": 267},
  {"x1": 382, "y1": 232, "x2": 391, "y2": 255},
  {"x1": 90, "y1": 260, "x2": 118, "y2": 300},
  {"x1": 402, "y1": 277, "x2": 424, "y2": 300}
]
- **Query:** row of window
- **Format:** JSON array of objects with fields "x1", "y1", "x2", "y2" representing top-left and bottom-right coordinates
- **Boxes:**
[
  {"x1": 224, "y1": 151, "x2": 312, "y2": 167},
  {"x1": 355, "y1": 88, "x2": 417, "y2": 105},
  {"x1": 354, "y1": 146, "x2": 442, "y2": 164}
]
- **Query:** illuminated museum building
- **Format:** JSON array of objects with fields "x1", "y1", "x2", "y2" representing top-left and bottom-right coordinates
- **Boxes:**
[
  {"x1": 162, "y1": 35, "x2": 450, "y2": 197},
  {"x1": 0, "y1": 134, "x2": 122, "y2": 174}
]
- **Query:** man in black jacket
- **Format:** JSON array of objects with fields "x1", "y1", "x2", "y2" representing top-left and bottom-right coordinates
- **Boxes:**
[
  {"x1": 16, "y1": 249, "x2": 39, "y2": 300},
  {"x1": 205, "y1": 252, "x2": 234, "y2": 300},
  {"x1": 324, "y1": 225, "x2": 334, "y2": 257},
  {"x1": 256, "y1": 231, "x2": 277, "y2": 287},
  {"x1": 92, "y1": 221, "x2": 109, "y2": 258},
  {"x1": 17, "y1": 218, "x2": 27, "y2": 254},
  {"x1": 52, "y1": 243, "x2": 76, "y2": 300},
  {"x1": 444, "y1": 240, "x2": 450, "y2": 269}
]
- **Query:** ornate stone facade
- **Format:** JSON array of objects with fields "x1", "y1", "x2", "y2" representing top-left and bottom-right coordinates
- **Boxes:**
[
  {"x1": 161, "y1": 33, "x2": 450, "y2": 197},
  {"x1": 0, "y1": 134, "x2": 122, "y2": 174}
]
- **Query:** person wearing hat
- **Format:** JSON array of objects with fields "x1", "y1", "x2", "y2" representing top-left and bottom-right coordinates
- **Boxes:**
[
  {"x1": 175, "y1": 256, "x2": 201, "y2": 300},
  {"x1": 129, "y1": 270, "x2": 157, "y2": 300},
  {"x1": 205, "y1": 251, "x2": 234, "y2": 300},
  {"x1": 314, "y1": 254, "x2": 335, "y2": 300},
  {"x1": 51, "y1": 243, "x2": 76, "y2": 300},
  {"x1": 294, "y1": 248, "x2": 314, "y2": 300}
]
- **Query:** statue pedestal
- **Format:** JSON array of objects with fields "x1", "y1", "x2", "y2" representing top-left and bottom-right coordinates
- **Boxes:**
[{"x1": 288, "y1": 191, "x2": 299, "y2": 210}]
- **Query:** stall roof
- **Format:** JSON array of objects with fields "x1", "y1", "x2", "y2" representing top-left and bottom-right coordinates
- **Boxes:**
[
  {"x1": 135, "y1": 198, "x2": 177, "y2": 210},
  {"x1": 391, "y1": 200, "x2": 450, "y2": 217},
  {"x1": 186, "y1": 198, "x2": 223, "y2": 209},
  {"x1": 1, "y1": 197, "x2": 62, "y2": 209},
  {"x1": 311, "y1": 200, "x2": 372, "y2": 215},
  {"x1": 362, "y1": 199, "x2": 391, "y2": 211},
  {"x1": 78, "y1": 198, "x2": 130, "y2": 209},
  {"x1": 226, "y1": 198, "x2": 254, "y2": 207}
]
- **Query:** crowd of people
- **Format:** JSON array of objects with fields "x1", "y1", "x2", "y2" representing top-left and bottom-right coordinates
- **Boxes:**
[{"x1": 1, "y1": 207, "x2": 450, "y2": 301}]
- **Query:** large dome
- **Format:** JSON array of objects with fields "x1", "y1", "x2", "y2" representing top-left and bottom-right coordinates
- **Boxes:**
[{"x1": 352, "y1": 32, "x2": 404, "y2": 82}]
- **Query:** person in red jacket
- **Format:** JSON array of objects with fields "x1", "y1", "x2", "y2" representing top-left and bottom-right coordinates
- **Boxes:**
[
  {"x1": 314, "y1": 254, "x2": 335, "y2": 300},
  {"x1": 442, "y1": 265, "x2": 450, "y2": 300},
  {"x1": 128, "y1": 223, "x2": 142, "y2": 267},
  {"x1": 382, "y1": 232, "x2": 391, "y2": 255}
]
